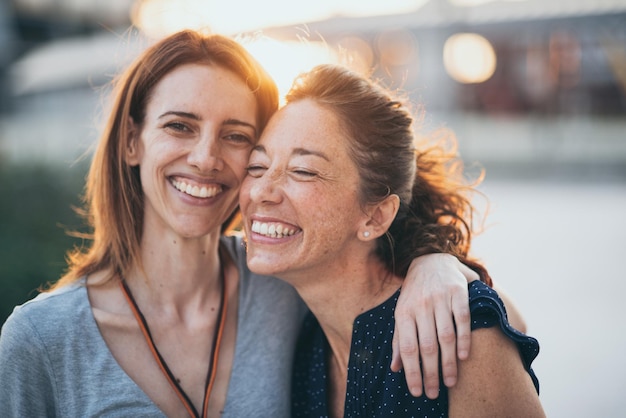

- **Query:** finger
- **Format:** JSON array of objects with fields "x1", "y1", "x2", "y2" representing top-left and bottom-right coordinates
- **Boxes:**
[
  {"x1": 452, "y1": 284, "x2": 471, "y2": 360},
  {"x1": 414, "y1": 308, "x2": 440, "y2": 399},
  {"x1": 394, "y1": 304, "x2": 423, "y2": 396},
  {"x1": 391, "y1": 323, "x2": 403, "y2": 372},
  {"x1": 434, "y1": 297, "x2": 458, "y2": 388}
]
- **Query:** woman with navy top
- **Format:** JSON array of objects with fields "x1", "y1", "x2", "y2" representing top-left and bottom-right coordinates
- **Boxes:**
[{"x1": 241, "y1": 63, "x2": 545, "y2": 417}]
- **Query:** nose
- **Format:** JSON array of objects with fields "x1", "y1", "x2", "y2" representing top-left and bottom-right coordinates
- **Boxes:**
[
  {"x1": 246, "y1": 168, "x2": 283, "y2": 205},
  {"x1": 187, "y1": 134, "x2": 224, "y2": 172}
]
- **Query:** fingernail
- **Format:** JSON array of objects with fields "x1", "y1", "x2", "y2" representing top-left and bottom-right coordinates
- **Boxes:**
[{"x1": 427, "y1": 387, "x2": 439, "y2": 399}]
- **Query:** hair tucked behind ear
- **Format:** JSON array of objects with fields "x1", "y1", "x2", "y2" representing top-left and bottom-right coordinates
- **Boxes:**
[{"x1": 286, "y1": 64, "x2": 491, "y2": 285}]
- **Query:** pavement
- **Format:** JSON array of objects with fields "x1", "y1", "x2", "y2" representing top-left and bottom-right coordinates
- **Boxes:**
[{"x1": 471, "y1": 178, "x2": 626, "y2": 418}]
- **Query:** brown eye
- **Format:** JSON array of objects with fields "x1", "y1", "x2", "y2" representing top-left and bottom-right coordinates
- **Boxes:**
[
  {"x1": 164, "y1": 122, "x2": 191, "y2": 132},
  {"x1": 224, "y1": 133, "x2": 253, "y2": 145}
]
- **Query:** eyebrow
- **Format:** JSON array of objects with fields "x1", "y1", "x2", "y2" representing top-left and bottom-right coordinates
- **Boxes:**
[
  {"x1": 158, "y1": 111, "x2": 257, "y2": 136},
  {"x1": 224, "y1": 118, "x2": 258, "y2": 137},
  {"x1": 252, "y1": 145, "x2": 330, "y2": 161}
]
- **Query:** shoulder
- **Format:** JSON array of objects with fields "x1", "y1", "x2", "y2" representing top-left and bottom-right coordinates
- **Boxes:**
[
  {"x1": 464, "y1": 280, "x2": 541, "y2": 391},
  {"x1": 449, "y1": 324, "x2": 546, "y2": 417},
  {"x1": 468, "y1": 280, "x2": 526, "y2": 335},
  {"x1": 2, "y1": 280, "x2": 87, "y2": 334},
  {"x1": 0, "y1": 281, "x2": 88, "y2": 410},
  {"x1": 1, "y1": 279, "x2": 92, "y2": 362}
]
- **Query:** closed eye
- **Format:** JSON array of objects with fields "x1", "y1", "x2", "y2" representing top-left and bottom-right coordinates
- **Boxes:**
[
  {"x1": 291, "y1": 169, "x2": 317, "y2": 178},
  {"x1": 246, "y1": 164, "x2": 267, "y2": 177}
]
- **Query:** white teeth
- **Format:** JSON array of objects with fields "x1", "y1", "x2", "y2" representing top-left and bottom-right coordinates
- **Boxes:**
[
  {"x1": 171, "y1": 179, "x2": 222, "y2": 198},
  {"x1": 251, "y1": 220, "x2": 297, "y2": 238}
]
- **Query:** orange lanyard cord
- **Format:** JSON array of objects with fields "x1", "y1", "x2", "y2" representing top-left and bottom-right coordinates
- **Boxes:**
[{"x1": 119, "y1": 259, "x2": 227, "y2": 418}]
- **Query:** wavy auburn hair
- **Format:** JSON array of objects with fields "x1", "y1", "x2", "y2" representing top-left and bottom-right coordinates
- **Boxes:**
[{"x1": 286, "y1": 64, "x2": 491, "y2": 285}]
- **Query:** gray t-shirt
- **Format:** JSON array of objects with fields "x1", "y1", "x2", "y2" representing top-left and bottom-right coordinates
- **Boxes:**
[{"x1": 0, "y1": 235, "x2": 307, "y2": 417}]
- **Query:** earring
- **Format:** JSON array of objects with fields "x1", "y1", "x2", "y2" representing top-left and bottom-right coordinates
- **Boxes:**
[{"x1": 363, "y1": 231, "x2": 371, "y2": 238}]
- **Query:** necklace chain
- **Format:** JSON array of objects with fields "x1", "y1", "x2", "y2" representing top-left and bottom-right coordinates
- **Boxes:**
[{"x1": 119, "y1": 256, "x2": 227, "y2": 418}]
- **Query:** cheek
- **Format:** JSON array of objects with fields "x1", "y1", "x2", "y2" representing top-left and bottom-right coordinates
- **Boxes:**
[
  {"x1": 305, "y1": 189, "x2": 354, "y2": 226},
  {"x1": 229, "y1": 150, "x2": 254, "y2": 181},
  {"x1": 239, "y1": 178, "x2": 252, "y2": 208},
  {"x1": 308, "y1": 189, "x2": 362, "y2": 232}
]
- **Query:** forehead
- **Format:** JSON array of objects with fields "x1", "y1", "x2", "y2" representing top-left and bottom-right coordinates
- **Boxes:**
[
  {"x1": 261, "y1": 99, "x2": 348, "y2": 154},
  {"x1": 147, "y1": 63, "x2": 257, "y2": 120}
]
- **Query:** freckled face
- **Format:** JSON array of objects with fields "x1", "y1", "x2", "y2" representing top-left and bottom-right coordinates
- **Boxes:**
[
  {"x1": 240, "y1": 99, "x2": 367, "y2": 281},
  {"x1": 127, "y1": 63, "x2": 258, "y2": 239}
]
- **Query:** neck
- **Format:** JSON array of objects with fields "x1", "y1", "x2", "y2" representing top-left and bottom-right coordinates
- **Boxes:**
[
  {"x1": 291, "y1": 253, "x2": 403, "y2": 371},
  {"x1": 125, "y1": 228, "x2": 223, "y2": 322}
]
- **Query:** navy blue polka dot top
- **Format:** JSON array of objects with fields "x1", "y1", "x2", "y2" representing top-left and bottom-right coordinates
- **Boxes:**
[{"x1": 291, "y1": 280, "x2": 540, "y2": 417}]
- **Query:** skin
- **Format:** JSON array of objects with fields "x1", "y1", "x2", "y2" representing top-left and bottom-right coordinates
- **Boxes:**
[
  {"x1": 240, "y1": 98, "x2": 545, "y2": 416},
  {"x1": 448, "y1": 327, "x2": 546, "y2": 417},
  {"x1": 242, "y1": 98, "x2": 401, "y2": 416},
  {"x1": 88, "y1": 63, "x2": 257, "y2": 417},
  {"x1": 393, "y1": 255, "x2": 475, "y2": 397},
  {"x1": 85, "y1": 61, "x2": 481, "y2": 415}
]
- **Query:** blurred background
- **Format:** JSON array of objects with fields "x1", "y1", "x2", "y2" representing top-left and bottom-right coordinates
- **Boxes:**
[{"x1": 1, "y1": 0, "x2": 625, "y2": 416}]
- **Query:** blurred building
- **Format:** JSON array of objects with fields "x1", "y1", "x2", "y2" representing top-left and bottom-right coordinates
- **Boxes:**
[
  {"x1": 1, "y1": 0, "x2": 625, "y2": 178},
  {"x1": 265, "y1": 0, "x2": 626, "y2": 117},
  {"x1": 264, "y1": 0, "x2": 626, "y2": 178}
]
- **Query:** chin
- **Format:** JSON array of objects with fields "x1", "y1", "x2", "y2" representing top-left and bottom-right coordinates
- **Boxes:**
[{"x1": 247, "y1": 254, "x2": 285, "y2": 277}]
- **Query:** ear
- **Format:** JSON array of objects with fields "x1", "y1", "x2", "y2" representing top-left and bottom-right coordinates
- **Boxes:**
[
  {"x1": 125, "y1": 117, "x2": 141, "y2": 166},
  {"x1": 359, "y1": 194, "x2": 400, "y2": 241}
]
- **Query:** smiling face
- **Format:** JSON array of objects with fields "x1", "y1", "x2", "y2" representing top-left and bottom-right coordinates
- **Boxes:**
[
  {"x1": 240, "y1": 99, "x2": 370, "y2": 281},
  {"x1": 126, "y1": 63, "x2": 257, "y2": 240}
]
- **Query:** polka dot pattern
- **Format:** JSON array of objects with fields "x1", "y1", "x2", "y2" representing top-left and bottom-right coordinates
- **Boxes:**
[{"x1": 292, "y1": 281, "x2": 540, "y2": 417}]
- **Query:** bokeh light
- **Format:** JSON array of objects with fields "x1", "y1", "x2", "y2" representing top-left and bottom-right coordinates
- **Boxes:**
[
  {"x1": 238, "y1": 35, "x2": 339, "y2": 102},
  {"x1": 131, "y1": 0, "x2": 213, "y2": 39},
  {"x1": 335, "y1": 36, "x2": 375, "y2": 75},
  {"x1": 443, "y1": 33, "x2": 496, "y2": 84},
  {"x1": 132, "y1": 0, "x2": 425, "y2": 38}
]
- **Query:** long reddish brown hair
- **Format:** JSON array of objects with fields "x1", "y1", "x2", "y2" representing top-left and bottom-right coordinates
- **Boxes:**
[{"x1": 49, "y1": 30, "x2": 278, "y2": 290}]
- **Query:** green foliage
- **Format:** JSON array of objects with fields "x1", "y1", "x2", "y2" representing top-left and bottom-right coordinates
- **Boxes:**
[{"x1": 0, "y1": 162, "x2": 89, "y2": 327}]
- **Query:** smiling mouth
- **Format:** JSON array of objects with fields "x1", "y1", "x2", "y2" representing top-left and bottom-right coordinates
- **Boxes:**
[
  {"x1": 171, "y1": 179, "x2": 222, "y2": 198},
  {"x1": 251, "y1": 220, "x2": 299, "y2": 238}
]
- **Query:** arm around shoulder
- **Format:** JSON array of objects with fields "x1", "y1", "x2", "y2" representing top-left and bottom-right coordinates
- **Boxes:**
[{"x1": 448, "y1": 326, "x2": 546, "y2": 418}]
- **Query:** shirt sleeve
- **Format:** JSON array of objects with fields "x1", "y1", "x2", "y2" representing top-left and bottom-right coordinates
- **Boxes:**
[
  {"x1": 468, "y1": 281, "x2": 541, "y2": 394},
  {"x1": 0, "y1": 307, "x2": 58, "y2": 416}
]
